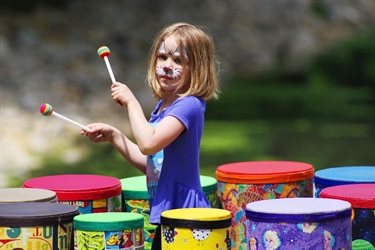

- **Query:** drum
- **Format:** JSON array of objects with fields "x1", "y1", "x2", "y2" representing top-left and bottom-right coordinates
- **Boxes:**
[
  {"x1": 0, "y1": 202, "x2": 79, "y2": 250},
  {"x1": 0, "y1": 187, "x2": 57, "y2": 203},
  {"x1": 160, "y1": 208, "x2": 231, "y2": 250},
  {"x1": 23, "y1": 174, "x2": 122, "y2": 214},
  {"x1": 314, "y1": 166, "x2": 375, "y2": 197},
  {"x1": 246, "y1": 198, "x2": 352, "y2": 250},
  {"x1": 352, "y1": 239, "x2": 375, "y2": 250},
  {"x1": 73, "y1": 212, "x2": 144, "y2": 250},
  {"x1": 216, "y1": 161, "x2": 314, "y2": 249},
  {"x1": 200, "y1": 175, "x2": 221, "y2": 209},
  {"x1": 121, "y1": 176, "x2": 156, "y2": 249},
  {"x1": 320, "y1": 184, "x2": 375, "y2": 247}
]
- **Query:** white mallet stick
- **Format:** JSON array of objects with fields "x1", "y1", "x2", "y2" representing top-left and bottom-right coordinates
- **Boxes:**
[
  {"x1": 40, "y1": 103, "x2": 91, "y2": 132},
  {"x1": 97, "y1": 46, "x2": 123, "y2": 106}
]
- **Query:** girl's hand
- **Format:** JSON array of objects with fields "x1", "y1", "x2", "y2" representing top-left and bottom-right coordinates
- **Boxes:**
[
  {"x1": 111, "y1": 82, "x2": 137, "y2": 107},
  {"x1": 81, "y1": 123, "x2": 118, "y2": 143}
]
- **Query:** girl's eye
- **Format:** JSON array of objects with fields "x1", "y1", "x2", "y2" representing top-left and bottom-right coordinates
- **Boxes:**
[
  {"x1": 158, "y1": 55, "x2": 167, "y2": 60},
  {"x1": 174, "y1": 58, "x2": 182, "y2": 64}
]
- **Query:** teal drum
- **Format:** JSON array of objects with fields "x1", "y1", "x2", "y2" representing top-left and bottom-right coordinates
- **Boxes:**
[
  {"x1": 314, "y1": 166, "x2": 375, "y2": 197},
  {"x1": 74, "y1": 212, "x2": 144, "y2": 250},
  {"x1": 0, "y1": 202, "x2": 79, "y2": 250}
]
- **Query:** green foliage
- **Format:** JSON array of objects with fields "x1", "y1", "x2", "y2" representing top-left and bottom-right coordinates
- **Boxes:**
[
  {"x1": 309, "y1": 32, "x2": 375, "y2": 88},
  {"x1": 208, "y1": 32, "x2": 375, "y2": 122}
]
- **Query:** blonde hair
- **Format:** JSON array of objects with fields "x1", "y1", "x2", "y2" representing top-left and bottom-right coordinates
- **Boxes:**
[{"x1": 147, "y1": 22, "x2": 219, "y2": 100}]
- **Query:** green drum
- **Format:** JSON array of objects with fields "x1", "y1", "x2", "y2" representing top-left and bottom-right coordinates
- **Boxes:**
[
  {"x1": 74, "y1": 212, "x2": 144, "y2": 250},
  {"x1": 121, "y1": 176, "x2": 155, "y2": 249},
  {"x1": 200, "y1": 175, "x2": 221, "y2": 209}
]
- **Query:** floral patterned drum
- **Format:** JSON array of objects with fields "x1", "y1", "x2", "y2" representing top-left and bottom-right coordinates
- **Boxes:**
[
  {"x1": 160, "y1": 208, "x2": 231, "y2": 250},
  {"x1": 23, "y1": 174, "x2": 123, "y2": 214},
  {"x1": 320, "y1": 184, "x2": 375, "y2": 248},
  {"x1": 73, "y1": 212, "x2": 144, "y2": 250},
  {"x1": 0, "y1": 202, "x2": 79, "y2": 250},
  {"x1": 246, "y1": 198, "x2": 352, "y2": 250},
  {"x1": 216, "y1": 161, "x2": 314, "y2": 250}
]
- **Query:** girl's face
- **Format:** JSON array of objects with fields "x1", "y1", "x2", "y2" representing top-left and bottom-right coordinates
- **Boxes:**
[{"x1": 156, "y1": 36, "x2": 189, "y2": 93}]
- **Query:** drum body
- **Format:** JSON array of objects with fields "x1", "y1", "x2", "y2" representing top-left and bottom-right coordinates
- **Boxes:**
[
  {"x1": 246, "y1": 198, "x2": 352, "y2": 250},
  {"x1": 314, "y1": 166, "x2": 375, "y2": 197},
  {"x1": 160, "y1": 208, "x2": 231, "y2": 250},
  {"x1": 0, "y1": 187, "x2": 57, "y2": 203},
  {"x1": 73, "y1": 212, "x2": 144, "y2": 250},
  {"x1": 216, "y1": 161, "x2": 314, "y2": 250},
  {"x1": 23, "y1": 174, "x2": 122, "y2": 214},
  {"x1": 120, "y1": 176, "x2": 156, "y2": 249},
  {"x1": 0, "y1": 202, "x2": 79, "y2": 250},
  {"x1": 320, "y1": 183, "x2": 375, "y2": 248},
  {"x1": 200, "y1": 175, "x2": 222, "y2": 209}
]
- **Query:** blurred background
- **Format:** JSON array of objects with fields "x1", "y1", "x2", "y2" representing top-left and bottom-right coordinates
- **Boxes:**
[{"x1": 1, "y1": 0, "x2": 374, "y2": 188}]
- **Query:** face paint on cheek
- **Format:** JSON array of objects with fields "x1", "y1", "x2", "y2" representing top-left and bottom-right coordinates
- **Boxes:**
[
  {"x1": 156, "y1": 65, "x2": 164, "y2": 77},
  {"x1": 171, "y1": 68, "x2": 182, "y2": 79}
]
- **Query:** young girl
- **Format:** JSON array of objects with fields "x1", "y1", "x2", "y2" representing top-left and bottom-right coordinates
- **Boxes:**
[{"x1": 82, "y1": 22, "x2": 219, "y2": 249}]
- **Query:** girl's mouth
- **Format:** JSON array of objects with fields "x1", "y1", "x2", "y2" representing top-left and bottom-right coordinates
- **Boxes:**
[{"x1": 161, "y1": 75, "x2": 173, "y2": 80}]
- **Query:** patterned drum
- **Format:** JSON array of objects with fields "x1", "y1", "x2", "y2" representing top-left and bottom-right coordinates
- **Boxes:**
[
  {"x1": 23, "y1": 174, "x2": 122, "y2": 214},
  {"x1": 200, "y1": 175, "x2": 222, "y2": 209},
  {"x1": 120, "y1": 176, "x2": 156, "y2": 250},
  {"x1": 0, "y1": 202, "x2": 79, "y2": 249},
  {"x1": 0, "y1": 188, "x2": 57, "y2": 203},
  {"x1": 314, "y1": 166, "x2": 375, "y2": 197},
  {"x1": 160, "y1": 208, "x2": 231, "y2": 250},
  {"x1": 320, "y1": 184, "x2": 375, "y2": 248},
  {"x1": 216, "y1": 161, "x2": 314, "y2": 250},
  {"x1": 73, "y1": 212, "x2": 144, "y2": 250},
  {"x1": 246, "y1": 198, "x2": 352, "y2": 250}
]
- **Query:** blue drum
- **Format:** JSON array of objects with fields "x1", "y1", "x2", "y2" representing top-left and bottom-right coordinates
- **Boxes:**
[{"x1": 314, "y1": 166, "x2": 375, "y2": 197}]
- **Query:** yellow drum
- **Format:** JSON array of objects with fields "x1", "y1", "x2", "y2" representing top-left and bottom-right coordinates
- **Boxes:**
[{"x1": 160, "y1": 208, "x2": 231, "y2": 250}]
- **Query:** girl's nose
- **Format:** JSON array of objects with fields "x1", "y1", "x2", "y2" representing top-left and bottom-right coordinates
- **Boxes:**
[{"x1": 163, "y1": 65, "x2": 172, "y2": 72}]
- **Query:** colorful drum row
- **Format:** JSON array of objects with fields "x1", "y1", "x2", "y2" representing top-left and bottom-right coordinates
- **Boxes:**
[
  {"x1": 0, "y1": 202, "x2": 144, "y2": 250},
  {"x1": 0, "y1": 201, "x2": 230, "y2": 250},
  {"x1": 215, "y1": 162, "x2": 375, "y2": 250},
  {"x1": 1, "y1": 174, "x2": 220, "y2": 250},
  {"x1": 1, "y1": 197, "x2": 371, "y2": 250},
  {"x1": 1, "y1": 163, "x2": 374, "y2": 250}
]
